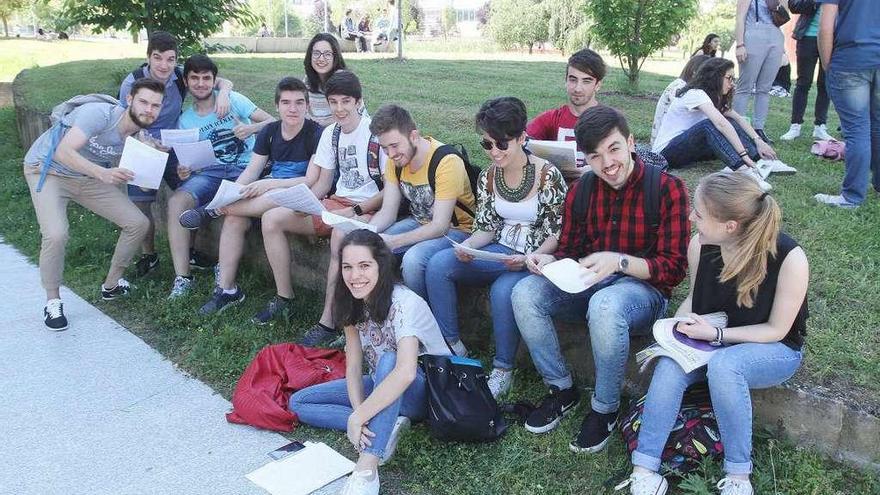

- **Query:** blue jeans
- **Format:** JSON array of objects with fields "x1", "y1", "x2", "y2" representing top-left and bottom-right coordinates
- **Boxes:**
[
  {"x1": 511, "y1": 274, "x2": 667, "y2": 414},
  {"x1": 826, "y1": 68, "x2": 880, "y2": 204},
  {"x1": 288, "y1": 352, "x2": 427, "y2": 459},
  {"x1": 633, "y1": 343, "x2": 802, "y2": 475},
  {"x1": 660, "y1": 118, "x2": 758, "y2": 170},
  {"x1": 178, "y1": 164, "x2": 245, "y2": 207},
  {"x1": 383, "y1": 217, "x2": 469, "y2": 301},
  {"x1": 425, "y1": 244, "x2": 530, "y2": 369}
]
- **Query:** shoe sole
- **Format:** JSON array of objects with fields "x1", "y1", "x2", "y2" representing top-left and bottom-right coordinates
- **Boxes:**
[
  {"x1": 102, "y1": 292, "x2": 129, "y2": 301},
  {"x1": 45, "y1": 323, "x2": 69, "y2": 331},
  {"x1": 524, "y1": 399, "x2": 580, "y2": 434},
  {"x1": 568, "y1": 419, "x2": 619, "y2": 454},
  {"x1": 202, "y1": 294, "x2": 246, "y2": 316}
]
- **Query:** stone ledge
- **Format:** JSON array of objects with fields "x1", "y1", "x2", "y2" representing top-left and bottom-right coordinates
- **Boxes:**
[{"x1": 13, "y1": 77, "x2": 879, "y2": 473}]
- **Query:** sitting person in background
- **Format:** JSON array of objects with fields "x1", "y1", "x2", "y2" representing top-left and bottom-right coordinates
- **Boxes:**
[
  {"x1": 650, "y1": 54, "x2": 713, "y2": 146},
  {"x1": 290, "y1": 230, "x2": 450, "y2": 495},
  {"x1": 425, "y1": 97, "x2": 567, "y2": 398},
  {"x1": 652, "y1": 57, "x2": 778, "y2": 191},
  {"x1": 619, "y1": 171, "x2": 808, "y2": 495}
]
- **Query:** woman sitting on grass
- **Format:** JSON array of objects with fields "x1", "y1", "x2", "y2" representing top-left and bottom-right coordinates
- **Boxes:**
[
  {"x1": 652, "y1": 58, "x2": 779, "y2": 191},
  {"x1": 425, "y1": 96, "x2": 567, "y2": 398},
  {"x1": 289, "y1": 229, "x2": 450, "y2": 495},
  {"x1": 650, "y1": 54, "x2": 713, "y2": 146},
  {"x1": 619, "y1": 172, "x2": 808, "y2": 495}
]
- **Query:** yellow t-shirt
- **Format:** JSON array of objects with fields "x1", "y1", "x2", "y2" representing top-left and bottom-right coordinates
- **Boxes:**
[{"x1": 384, "y1": 137, "x2": 475, "y2": 231}]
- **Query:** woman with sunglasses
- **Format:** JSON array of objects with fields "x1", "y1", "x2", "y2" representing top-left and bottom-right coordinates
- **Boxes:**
[
  {"x1": 618, "y1": 172, "x2": 808, "y2": 495},
  {"x1": 303, "y1": 33, "x2": 368, "y2": 126},
  {"x1": 652, "y1": 58, "x2": 778, "y2": 191},
  {"x1": 425, "y1": 97, "x2": 567, "y2": 398}
]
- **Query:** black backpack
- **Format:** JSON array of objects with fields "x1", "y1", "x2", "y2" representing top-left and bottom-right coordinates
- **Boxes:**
[
  {"x1": 328, "y1": 123, "x2": 384, "y2": 196},
  {"x1": 395, "y1": 143, "x2": 480, "y2": 226},
  {"x1": 130, "y1": 64, "x2": 186, "y2": 98}
]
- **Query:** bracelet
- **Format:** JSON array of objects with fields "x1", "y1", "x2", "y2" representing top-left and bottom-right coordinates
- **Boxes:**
[
  {"x1": 736, "y1": 43, "x2": 745, "y2": 48},
  {"x1": 710, "y1": 326, "x2": 725, "y2": 347},
  {"x1": 738, "y1": 149, "x2": 749, "y2": 157}
]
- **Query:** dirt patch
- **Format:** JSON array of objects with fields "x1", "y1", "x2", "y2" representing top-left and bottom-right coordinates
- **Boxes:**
[{"x1": 0, "y1": 83, "x2": 12, "y2": 107}]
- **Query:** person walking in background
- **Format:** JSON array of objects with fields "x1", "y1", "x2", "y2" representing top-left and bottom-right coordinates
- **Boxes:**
[
  {"x1": 733, "y1": 0, "x2": 787, "y2": 144},
  {"x1": 814, "y1": 0, "x2": 880, "y2": 209},
  {"x1": 692, "y1": 34, "x2": 721, "y2": 57}
]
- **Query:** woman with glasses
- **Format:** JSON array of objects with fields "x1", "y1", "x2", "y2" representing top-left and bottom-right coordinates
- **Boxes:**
[
  {"x1": 652, "y1": 58, "x2": 778, "y2": 191},
  {"x1": 304, "y1": 33, "x2": 369, "y2": 126},
  {"x1": 424, "y1": 97, "x2": 567, "y2": 398}
]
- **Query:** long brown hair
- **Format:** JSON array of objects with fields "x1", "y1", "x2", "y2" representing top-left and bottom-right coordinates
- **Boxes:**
[{"x1": 697, "y1": 172, "x2": 782, "y2": 307}]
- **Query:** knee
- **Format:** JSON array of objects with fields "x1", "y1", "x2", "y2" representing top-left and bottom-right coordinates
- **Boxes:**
[
  {"x1": 510, "y1": 276, "x2": 538, "y2": 309},
  {"x1": 489, "y1": 276, "x2": 515, "y2": 303},
  {"x1": 260, "y1": 209, "x2": 286, "y2": 235},
  {"x1": 224, "y1": 215, "x2": 251, "y2": 233},
  {"x1": 127, "y1": 212, "x2": 150, "y2": 237},
  {"x1": 425, "y1": 250, "x2": 454, "y2": 281},
  {"x1": 587, "y1": 293, "x2": 627, "y2": 329},
  {"x1": 167, "y1": 192, "x2": 192, "y2": 214},
  {"x1": 706, "y1": 351, "x2": 742, "y2": 385},
  {"x1": 399, "y1": 248, "x2": 425, "y2": 276},
  {"x1": 42, "y1": 226, "x2": 69, "y2": 249}
]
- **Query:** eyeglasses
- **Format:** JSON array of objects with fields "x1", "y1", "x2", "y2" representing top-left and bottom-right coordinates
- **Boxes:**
[
  {"x1": 724, "y1": 74, "x2": 737, "y2": 84},
  {"x1": 479, "y1": 138, "x2": 513, "y2": 151},
  {"x1": 311, "y1": 50, "x2": 334, "y2": 60}
]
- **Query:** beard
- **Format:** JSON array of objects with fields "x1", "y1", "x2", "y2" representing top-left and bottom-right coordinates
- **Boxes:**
[{"x1": 128, "y1": 105, "x2": 155, "y2": 128}]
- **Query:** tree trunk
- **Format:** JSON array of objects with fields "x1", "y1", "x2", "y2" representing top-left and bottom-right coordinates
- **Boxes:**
[
  {"x1": 2, "y1": 17, "x2": 7, "y2": 38},
  {"x1": 528, "y1": 43, "x2": 533, "y2": 54},
  {"x1": 628, "y1": 54, "x2": 640, "y2": 90}
]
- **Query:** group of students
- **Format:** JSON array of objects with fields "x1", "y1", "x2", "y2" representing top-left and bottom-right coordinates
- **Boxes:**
[{"x1": 23, "y1": 28, "x2": 815, "y2": 495}]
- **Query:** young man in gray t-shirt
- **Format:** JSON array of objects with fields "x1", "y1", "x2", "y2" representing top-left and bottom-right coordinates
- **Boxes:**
[{"x1": 23, "y1": 78, "x2": 165, "y2": 331}]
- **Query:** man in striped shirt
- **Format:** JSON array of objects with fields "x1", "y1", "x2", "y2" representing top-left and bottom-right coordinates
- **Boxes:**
[{"x1": 511, "y1": 106, "x2": 690, "y2": 454}]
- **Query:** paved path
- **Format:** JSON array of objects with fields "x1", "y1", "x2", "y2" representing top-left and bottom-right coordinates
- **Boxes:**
[{"x1": 0, "y1": 240, "x2": 320, "y2": 495}]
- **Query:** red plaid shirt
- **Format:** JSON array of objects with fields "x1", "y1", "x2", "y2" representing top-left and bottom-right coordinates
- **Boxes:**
[{"x1": 553, "y1": 159, "x2": 690, "y2": 297}]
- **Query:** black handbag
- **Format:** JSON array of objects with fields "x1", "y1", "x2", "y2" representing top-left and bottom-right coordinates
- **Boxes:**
[
  {"x1": 763, "y1": 0, "x2": 791, "y2": 27},
  {"x1": 421, "y1": 354, "x2": 508, "y2": 442}
]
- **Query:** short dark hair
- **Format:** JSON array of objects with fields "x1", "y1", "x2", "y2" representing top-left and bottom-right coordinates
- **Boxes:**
[
  {"x1": 332, "y1": 230, "x2": 398, "y2": 327},
  {"x1": 146, "y1": 31, "x2": 178, "y2": 56},
  {"x1": 475, "y1": 96, "x2": 527, "y2": 142},
  {"x1": 567, "y1": 48, "x2": 606, "y2": 81},
  {"x1": 130, "y1": 77, "x2": 166, "y2": 98},
  {"x1": 304, "y1": 32, "x2": 347, "y2": 93},
  {"x1": 370, "y1": 104, "x2": 417, "y2": 136},
  {"x1": 324, "y1": 70, "x2": 362, "y2": 100},
  {"x1": 275, "y1": 76, "x2": 309, "y2": 105},
  {"x1": 574, "y1": 105, "x2": 631, "y2": 153},
  {"x1": 183, "y1": 54, "x2": 218, "y2": 78},
  {"x1": 680, "y1": 54, "x2": 713, "y2": 82}
]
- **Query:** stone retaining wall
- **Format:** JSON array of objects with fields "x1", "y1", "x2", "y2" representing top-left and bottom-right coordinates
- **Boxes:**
[{"x1": 13, "y1": 77, "x2": 879, "y2": 473}]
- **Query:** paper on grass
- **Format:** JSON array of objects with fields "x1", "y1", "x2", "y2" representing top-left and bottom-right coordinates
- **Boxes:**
[
  {"x1": 321, "y1": 211, "x2": 377, "y2": 233},
  {"x1": 541, "y1": 258, "x2": 599, "y2": 294},
  {"x1": 204, "y1": 180, "x2": 243, "y2": 211},
  {"x1": 267, "y1": 183, "x2": 325, "y2": 215},
  {"x1": 526, "y1": 139, "x2": 580, "y2": 179},
  {"x1": 447, "y1": 237, "x2": 514, "y2": 262},
  {"x1": 172, "y1": 140, "x2": 216, "y2": 171},
  {"x1": 160, "y1": 128, "x2": 199, "y2": 147},
  {"x1": 246, "y1": 441, "x2": 354, "y2": 495},
  {"x1": 118, "y1": 136, "x2": 168, "y2": 190}
]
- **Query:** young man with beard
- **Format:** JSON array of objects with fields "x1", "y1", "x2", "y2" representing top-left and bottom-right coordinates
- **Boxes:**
[
  {"x1": 119, "y1": 31, "x2": 234, "y2": 276},
  {"x1": 23, "y1": 78, "x2": 165, "y2": 331},
  {"x1": 300, "y1": 103, "x2": 475, "y2": 347},
  {"x1": 511, "y1": 106, "x2": 690, "y2": 454},
  {"x1": 166, "y1": 54, "x2": 274, "y2": 299},
  {"x1": 527, "y1": 48, "x2": 606, "y2": 173}
]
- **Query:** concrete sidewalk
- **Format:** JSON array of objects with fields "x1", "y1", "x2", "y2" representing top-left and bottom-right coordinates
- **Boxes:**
[{"x1": 0, "y1": 240, "x2": 307, "y2": 495}]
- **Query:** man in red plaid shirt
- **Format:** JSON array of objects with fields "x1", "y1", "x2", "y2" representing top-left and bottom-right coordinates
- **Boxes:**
[{"x1": 511, "y1": 106, "x2": 690, "y2": 454}]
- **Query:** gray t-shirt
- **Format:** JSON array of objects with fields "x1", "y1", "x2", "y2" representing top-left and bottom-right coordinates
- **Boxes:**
[{"x1": 24, "y1": 102, "x2": 126, "y2": 177}]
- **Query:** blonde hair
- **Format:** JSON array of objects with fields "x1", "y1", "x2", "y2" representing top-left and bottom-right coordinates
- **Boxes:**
[{"x1": 696, "y1": 172, "x2": 782, "y2": 307}]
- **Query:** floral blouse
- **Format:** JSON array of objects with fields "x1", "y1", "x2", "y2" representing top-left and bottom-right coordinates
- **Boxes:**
[{"x1": 473, "y1": 156, "x2": 568, "y2": 254}]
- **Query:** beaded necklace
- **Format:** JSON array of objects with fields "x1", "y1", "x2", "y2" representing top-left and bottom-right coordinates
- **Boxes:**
[{"x1": 495, "y1": 158, "x2": 535, "y2": 202}]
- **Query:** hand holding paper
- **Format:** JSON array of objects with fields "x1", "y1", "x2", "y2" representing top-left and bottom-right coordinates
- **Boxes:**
[
  {"x1": 447, "y1": 238, "x2": 512, "y2": 262},
  {"x1": 204, "y1": 180, "x2": 244, "y2": 211},
  {"x1": 118, "y1": 136, "x2": 169, "y2": 190},
  {"x1": 321, "y1": 211, "x2": 377, "y2": 233},
  {"x1": 541, "y1": 258, "x2": 599, "y2": 293}
]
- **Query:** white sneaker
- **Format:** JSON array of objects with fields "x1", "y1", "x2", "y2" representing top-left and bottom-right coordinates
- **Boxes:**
[
  {"x1": 379, "y1": 416, "x2": 410, "y2": 466},
  {"x1": 738, "y1": 166, "x2": 772, "y2": 192},
  {"x1": 449, "y1": 339, "x2": 468, "y2": 357},
  {"x1": 487, "y1": 368, "x2": 514, "y2": 398},
  {"x1": 716, "y1": 477, "x2": 753, "y2": 495},
  {"x1": 168, "y1": 275, "x2": 194, "y2": 300},
  {"x1": 813, "y1": 124, "x2": 833, "y2": 141},
  {"x1": 780, "y1": 123, "x2": 801, "y2": 141},
  {"x1": 614, "y1": 471, "x2": 668, "y2": 495},
  {"x1": 338, "y1": 469, "x2": 380, "y2": 495},
  {"x1": 814, "y1": 193, "x2": 859, "y2": 209}
]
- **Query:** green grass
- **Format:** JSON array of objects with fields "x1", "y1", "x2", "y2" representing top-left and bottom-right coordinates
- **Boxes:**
[{"x1": 3, "y1": 53, "x2": 879, "y2": 494}]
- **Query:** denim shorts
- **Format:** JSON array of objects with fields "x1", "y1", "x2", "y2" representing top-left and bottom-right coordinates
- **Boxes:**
[{"x1": 178, "y1": 164, "x2": 244, "y2": 207}]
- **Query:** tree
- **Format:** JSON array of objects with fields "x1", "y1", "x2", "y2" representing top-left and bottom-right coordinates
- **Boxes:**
[
  {"x1": 60, "y1": 0, "x2": 258, "y2": 48},
  {"x1": 545, "y1": 0, "x2": 590, "y2": 55},
  {"x1": 0, "y1": 0, "x2": 26, "y2": 37},
  {"x1": 488, "y1": 0, "x2": 548, "y2": 54},
  {"x1": 588, "y1": 0, "x2": 698, "y2": 89},
  {"x1": 439, "y1": 5, "x2": 456, "y2": 40}
]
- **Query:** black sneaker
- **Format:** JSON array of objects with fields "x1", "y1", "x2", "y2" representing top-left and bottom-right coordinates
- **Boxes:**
[
  {"x1": 524, "y1": 385, "x2": 581, "y2": 434},
  {"x1": 189, "y1": 249, "x2": 215, "y2": 270},
  {"x1": 179, "y1": 207, "x2": 219, "y2": 230},
  {"x1": 299, "y1": 323, "x2": 342, "y2": 348},
  {"x1": 252, "y1": 295, "x2": 292, "y2": 325},
  {"x1": 755, "y1": 128, "x2": 774, "y2": 145},
  {"x1": 101, "y1": 278, "x2": 132, "y2": 300},
  {"x1": 569, "y1": 408, "x2": 619, "y2": 453},
  {"x1": 199, "y1": 286, "x2": 246, "y2": 315},
  {"x1": 43, "y1": 299, "x2": 68, "y2": 331},
  {"x1": 134, "y1": 253, "x2": 159, "y2": 278}
]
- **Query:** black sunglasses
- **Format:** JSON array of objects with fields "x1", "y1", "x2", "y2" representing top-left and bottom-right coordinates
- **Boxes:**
[{"x1": 480, "y1": 138, "x2": 513, "y2": 151}]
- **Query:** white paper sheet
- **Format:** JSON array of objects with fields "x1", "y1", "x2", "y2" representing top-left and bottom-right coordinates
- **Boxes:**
[
  {"x1": 266, "y1": 184, "x2": 326, "y2": 215},
  {"x1": 526, "y1": 139, "x2": 579, "y2": 177},
  {"x1": 447, "y1": 237, "x2": 513, "y2": 262},
  {"x1": 118, "y1": 136, "x2": 168, "y2": 190},
  {"x1": 541, "y1": 258, "x2": 599, "y2": 294},
  {"x1": 204, "y1": 180, "x2": 243, "y2": 210},
  {"x1": 160, "y1": 128, "x2": 199, "y2": 147},
  {"x1": 246, "y1": 441, "x2": 354, "y2": 495},
  {"x1": 321, "y1": 211, "x2": 377, "y2": 233},
  {"x1": 172, "y1": 140, "x2": 217, "y2": 171}
]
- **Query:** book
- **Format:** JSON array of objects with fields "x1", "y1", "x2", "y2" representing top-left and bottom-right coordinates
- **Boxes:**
[
  {"x1": 636, "y1": 312, "x2": 728, "y2": 374},
  {"x1": 246, "y1": 441, "x2": 354, "y2": 495}
]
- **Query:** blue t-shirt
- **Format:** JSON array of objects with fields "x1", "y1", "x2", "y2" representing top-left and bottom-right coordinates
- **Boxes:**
[
  {"x1": 177, "y1": 90, "x2": 258, "y2": 172},
  {"x1": 119, "y1": 65, "x2": 186, "y2": 138},
  {"x1": 818, "y1": 0, "x2": 880, "y2": 71},
  {"x1": 253, "y1": 119, "x2": 323, "y2": 179}
]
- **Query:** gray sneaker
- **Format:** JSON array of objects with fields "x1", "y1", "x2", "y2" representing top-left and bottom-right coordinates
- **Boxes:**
[
  {"x1": 251, "y1": 295, "x2": 292, "y2": 325},
  {"x1": 168, "y1": 275, "x2": 194, "y2": 300},
  {"x1": 814, "y1": 193, "x2": 859, "y2": 209},
  {"x1": 199, "y1": 286, "x2": 245, "y2": 315},
  {"x1": 299, "y1": 323, "x2": 341, "y2": 348}
]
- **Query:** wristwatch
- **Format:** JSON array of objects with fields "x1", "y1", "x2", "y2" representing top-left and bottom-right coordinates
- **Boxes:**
[
  {"x1": 617, "y1": 254, "x2": 629, "y2": 273},
  {"x1": 352, "y1": 204, "x2": 364, "y2": 216}
]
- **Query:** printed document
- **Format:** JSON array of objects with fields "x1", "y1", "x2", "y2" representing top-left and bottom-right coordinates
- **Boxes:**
[
  {"x1": 246, "y1": 441, "x2": 354, "y2": 495},
  {"x1": 541, "y1": 258, "x2": 599, "y2": 293},
  {"x1": 119, "y1": 136, "x2": 168, "y2": 190},
  {"x1": 526, "y1": 139, "x2": 579, "y2": 178},
  {"x1": 321, "y1": 211, "x2": 377, "y2": 233},
  {"x1": 267, "y1": 184, "x2": 325, "y2": 215},
  {"x1": 160, "y1": 128, "x2": 199, "y2": 147},
  {"x1": 204, "y1": 180, "x2": 243, "y2": 210},
  {"x1": 447, "y1": 237, "x2": 513, "y2": 262},
  {"x1": 172, "y1": 140, "x2": 216, "y2": 171}
]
